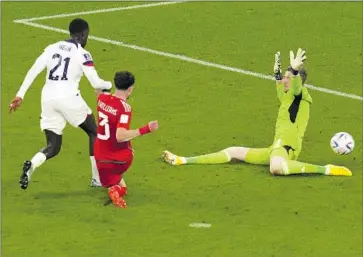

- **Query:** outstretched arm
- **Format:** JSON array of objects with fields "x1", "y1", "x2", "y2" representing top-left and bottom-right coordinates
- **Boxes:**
[
  {"x1": 116, "y1": 121, "x2": 158, "y2": 142},
  {"x1": 9, "y1": 50, "x2": 47, "y2": 112},
  {"x1": 80, "y1": 52, "x2": 112, "y2": 91},
  {"x1": 290, "y1": 75, "x2": 303, "y2": 96},
  {"x1": 289, "y1": 48, "x2": 307, "y2": 95},
  {"x1": 274, "y1": 51, "x2": 284, "y2": 102},
  {"x1": 82, "y1": 65, "x2": 112, "y2": 90},
  {"x1": 82, "y1": 65, "x2": 112, "y2": 91}
]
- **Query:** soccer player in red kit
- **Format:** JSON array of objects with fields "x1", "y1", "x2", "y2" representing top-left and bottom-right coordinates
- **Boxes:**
[{"x1": 94, "y1": 71, "x2": 158, "y2": 208}]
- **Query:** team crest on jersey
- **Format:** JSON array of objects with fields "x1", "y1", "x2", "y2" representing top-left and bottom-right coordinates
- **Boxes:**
[
  {"x1": 83, "y1": 53, "x2": 94, "y2": 66},
  {"x1": 84, "y1": 53, "x2": 92, "y2": 61},
  {"x1": 120, "y1": 114, "x2": 129, "y2": 124}
]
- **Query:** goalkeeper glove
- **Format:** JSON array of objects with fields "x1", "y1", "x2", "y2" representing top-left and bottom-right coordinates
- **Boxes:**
[
  {"x1": 289, "y1": 48, "x2": 307, "y2": 75},
  {"x1": 273, "y1": 51, "x2": 282, "y2": 80}
]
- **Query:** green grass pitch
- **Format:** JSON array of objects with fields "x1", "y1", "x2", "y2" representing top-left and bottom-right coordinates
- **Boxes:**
[{"x1": 2, "y1": 2, "x2": 362, "y2": 257}]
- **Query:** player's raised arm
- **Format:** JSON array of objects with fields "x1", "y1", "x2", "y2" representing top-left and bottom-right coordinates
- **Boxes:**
[
  {"x1": 289, "y1": 48, "x2": 307, "y2": 95},
  {"x1": 9, "y1": 50, "x2": 48, "y2": 112},
  {"x1": 116, "y1": 121, "x2": 158, "y2": 142},
  {"x1": 274, "y1": 51, "x2": 284, "y2": 102},
  {"x1": 80, "y1": 52, "x2": 112, "y2": 91},
  {"x1": 274, "y1": 51, "x2": 282, "y2": 82}
]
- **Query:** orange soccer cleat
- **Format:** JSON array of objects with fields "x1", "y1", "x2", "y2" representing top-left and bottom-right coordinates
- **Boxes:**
[{"x1": 108, "y1": 185, "x2": 127, "y2": 208}]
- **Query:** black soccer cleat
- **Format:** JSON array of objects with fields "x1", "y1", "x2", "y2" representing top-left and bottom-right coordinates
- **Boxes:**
[{"x1": 19, "y1": 160, "x2": 32, "y2": 190}]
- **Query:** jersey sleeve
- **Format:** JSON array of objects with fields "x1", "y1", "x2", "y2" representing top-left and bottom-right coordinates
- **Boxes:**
[
  {"x1": 276, "y1": 82, "x2": 285, "y2": 102},
  {"x1": 290, "y1": 75, "x2": 303, "y2": 96},
  {"x1": 117, "y1": 102, "x2": 132, "y2": 129},
  {"x1": 117, "y1": 112, "x2": 131, "y2": 129},
  {"x1": 79, "y1": 50, "x2": 112, "y2": 90},
  {"x1": 81, "y1": 52, "x2": 94, "y2": 67},
  {"x1": 16, "y1": 48, "x2": 48, "y2": 99}
]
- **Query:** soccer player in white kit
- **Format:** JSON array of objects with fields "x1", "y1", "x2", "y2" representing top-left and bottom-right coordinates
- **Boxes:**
[{"x1": 9, "y1": 18, "x2": 112, "y2": 189}]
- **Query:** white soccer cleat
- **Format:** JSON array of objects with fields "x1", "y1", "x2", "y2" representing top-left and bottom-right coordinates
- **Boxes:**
[
  {"x1": 162, "y1": 150, "x2": 185, "y2": 166},
  {"x1": 90, "y1": 178, "x2": 102, "y2": 187}
]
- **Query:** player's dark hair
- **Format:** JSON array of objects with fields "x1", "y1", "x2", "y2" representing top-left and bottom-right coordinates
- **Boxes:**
[
  {"x1": 287, "y1": 66, "x2": 308, "y2": 85},
  {"x1": 114, "y1": 71, "x2": 135, "y2": 90},
  {"x1": 69, "y1": 18, "x2": 89, "y2": 34},
  {"x1": 299, "y1": 68, "x2": 308, "y2": 85}
]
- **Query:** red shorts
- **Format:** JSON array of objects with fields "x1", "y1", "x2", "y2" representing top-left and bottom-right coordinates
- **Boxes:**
[{"x1": 96, "y1": 160, "x2": 133, "y2": 187}]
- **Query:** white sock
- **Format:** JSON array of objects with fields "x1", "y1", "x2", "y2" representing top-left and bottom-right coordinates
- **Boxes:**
[
  {"x1": 29, "y1": 152, "x2": 47, "y2": 180},
  {"x1": 180, "y1": 157, "x2": 187, "y2": 164},
  {"x1": 90, "y1": 156, "x2": 100, "y2": 182},
  {"x1": 324, "y1": 165, "x2": 330, "y2": 175},
  {"x1": 120, "y1": 178, "x2": 127, "y2": 187}
]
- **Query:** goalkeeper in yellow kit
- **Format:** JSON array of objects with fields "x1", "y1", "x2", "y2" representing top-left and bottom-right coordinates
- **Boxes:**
[{"x1": 163, "y1": 48, "x2": 352, "y2": 176}]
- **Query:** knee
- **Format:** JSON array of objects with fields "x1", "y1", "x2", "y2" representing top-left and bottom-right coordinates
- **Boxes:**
[
  {"x1": 46, "y1": 141, "x2": 61, "y2": 159},
  {"x1": 82, "y1": 127, "x2": 96, "y2": 140},
  {"x1": 84, "y1": 124, "x2": 96, "y2": 137},
  {"x1": 269, "y1": 165, "x2": 282, "y2": 175},
  {"x1": 224, "y1": 147, "x2": 248, "y2": 161},
  {"x1": 269, "y1": 158, "x2": 285, "y2": 175},
  {"x1": 79, "y1": 116, "x2": 97, "y2": 137},
  {"x1": 88, "y1": 130, "x2": 96, "y2": 138}
]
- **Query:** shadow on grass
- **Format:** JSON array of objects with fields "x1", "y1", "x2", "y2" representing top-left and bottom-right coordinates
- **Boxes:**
[{"x1": 32, "y1": 187, "x2": 110, "y2": 204}]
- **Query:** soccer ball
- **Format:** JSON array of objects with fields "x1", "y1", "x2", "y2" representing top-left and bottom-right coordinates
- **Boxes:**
[{"x1": 330, "y1": 132, "x2": 355, "y2": 155}]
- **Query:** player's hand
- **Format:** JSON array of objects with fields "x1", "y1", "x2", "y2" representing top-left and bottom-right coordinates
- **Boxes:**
[
  {"x1": 148, "y1": 120, "x2": 159, "y2": 132},
  {"x1": 274, "y1": 51, "x2": 282, "y2": 80},
  {"x1": 289, "y1": 48, "x2": 307, "y2": 71},
  {"x1": 9, "y1": 96, "x2": 23, "y2": 113}
]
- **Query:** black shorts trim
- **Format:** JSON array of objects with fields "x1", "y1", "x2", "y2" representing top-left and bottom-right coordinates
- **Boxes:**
[{"x1": 283, "y1": 145, "x2": 295, "y2": 155}]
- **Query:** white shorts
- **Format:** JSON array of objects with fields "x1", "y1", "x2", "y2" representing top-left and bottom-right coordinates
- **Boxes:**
[{"x1": 40, "y1": 94, "x2": 92, "y2": 135}]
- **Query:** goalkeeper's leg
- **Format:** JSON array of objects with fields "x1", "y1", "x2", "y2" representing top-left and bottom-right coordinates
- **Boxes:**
[
  {"x1": 163, "y1": 147, "x2": 270, "y2": 166},
  {"x1": 269, "y1": 147, "x2": 352, "y2": 176}
]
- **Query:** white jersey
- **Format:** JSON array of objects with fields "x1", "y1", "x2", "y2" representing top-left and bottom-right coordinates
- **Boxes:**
[{"x1": 16, "y1": 40, "x2": 112, "y2": 101}]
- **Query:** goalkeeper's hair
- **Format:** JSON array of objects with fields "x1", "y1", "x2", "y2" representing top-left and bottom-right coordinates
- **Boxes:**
[
  {"x1": 287, "y1": 66, "x2": 308, "y2": 85},
  {"x1": 69, "y1": 18, "x2": 89, "y2": 34},
  {"x1": 114, "y1": 71, "x2": 135, "y2": 90}
]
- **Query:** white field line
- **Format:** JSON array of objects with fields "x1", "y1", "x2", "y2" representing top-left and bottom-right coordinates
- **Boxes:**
[
  {"x1": 189, "y1": 223, "x2": 212, "y2": 228},
  {"x1": 13, "y1": 2, "x2": 181, "y2": 22},
  {"x1": 13, "y1": 22, "x2": 363, "y2": 101}
]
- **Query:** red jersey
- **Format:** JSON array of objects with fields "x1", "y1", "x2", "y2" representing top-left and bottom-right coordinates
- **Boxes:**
[{"x1": 94, "y1": 93, "x2": 133, "y2": 161}]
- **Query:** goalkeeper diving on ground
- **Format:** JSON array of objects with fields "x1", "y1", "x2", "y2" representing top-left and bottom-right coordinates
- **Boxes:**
[{"x1": 163, "y1": 48, "x2": 352, "y2": 176}]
